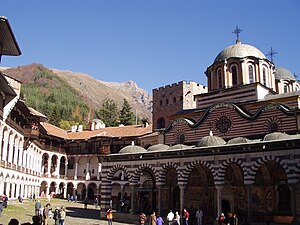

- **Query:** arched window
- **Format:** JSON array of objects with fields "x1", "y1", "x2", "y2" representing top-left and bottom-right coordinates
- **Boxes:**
[
  {"x1": 157, "y1": 117, "x2": 165, "y2": 129},
  {"x1": 284, "y1": 84, "x2": 289, "y2": 93},
  {"x1": 262, "y1": 67, "x2": 267, "y2": 86},
  {"x1": 231, "y1": 65, "x2": 238, "y2": 86},
  {"x1": 173, "y1": 97, "x2": 176, "y2": 103},
  {"x1": 248, "y1": 65, "x2": 255, "y2": 83},
  {"x1": 295, "y1": 85, "x2": 299, "y2": 91},
  {"x1": 217, "y1": 69, "x2": 222, "y2": 89}
]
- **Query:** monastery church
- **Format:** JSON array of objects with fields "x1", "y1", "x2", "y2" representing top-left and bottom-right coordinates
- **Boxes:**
[{"x1": 1, "y1": 17, "x2": 300, "y2": 224}]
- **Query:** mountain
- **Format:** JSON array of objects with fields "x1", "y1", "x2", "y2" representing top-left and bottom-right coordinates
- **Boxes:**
[{"x1": 1, "y1": 64, "x2": 152, "y2": 123}]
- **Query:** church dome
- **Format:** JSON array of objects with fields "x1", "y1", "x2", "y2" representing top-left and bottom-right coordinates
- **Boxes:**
[
  {"x1": 227, "y1": 137, "x2": 250, "y2": 145},
  {"x1": 168, "y1": 144, "x2": 190, "y2": 150},
  {"x1": 275, "y1": 67, "x2": 296, "y2": 81},
  {"x1": 214, "y1": 41, "x2": 266, "y2": 63},
  {"x1": 263, "y1": 132, "x2": 290, "y2": 141},
  {"x1": 147, "y1": 144, "x2": 169, "y2": 152},
  {"x1": 196, "y1": 135, "x2": 226, "y2": 147},
  {"x1": 119, "y1": 145, "x2": 147, "y2": 154}
]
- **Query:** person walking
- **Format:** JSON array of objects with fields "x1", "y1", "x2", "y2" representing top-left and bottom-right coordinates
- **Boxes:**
[
  {"x1": 150, "y1": 211, "x2": 157, "y2": 225},
  {"x1": 35, "y1": 200, "x2": 42, "y2": 216},
  {"x1": 106, "y1": 208, "x2": 113, "y2": 225},
  {"x1": 0, "y1": 201, "x2": 3, "y2": 217},
  {"x1": 173, "y1": 211, "x2": 181, "y2": 225},
  {"x1": 43, "y1": 203, "x2": 50, "y2": 225},
  {"x1": 53, "y1": 207, "x2": 60, "y2": 225},
  {"x1": 167, "y1": 210, "x2": 174, "y2": 225},
  {"x1": 84, "y1": 197, "x2": 88, "y2": 209},
  {"x1": 156, "y1": 213, "x2": 164, "y2": 225},
  {"x1": 59, "y1": 206, "x2": 66, "y2": 225},
  {"x1": 183, "y1": 208, "x2": 190, "y2": 225},
  {"x1": 94, "y1": 198, "x2": 99, "y2": 208},
  {"x1": 195, "y1": 208, "x2": 203, "y2": 225}
]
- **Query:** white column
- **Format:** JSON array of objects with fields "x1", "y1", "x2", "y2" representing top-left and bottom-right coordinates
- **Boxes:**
[
  {"x1": 56, "y1": 157, "x2": 60, "y2": 179},
  {"x1": 20, "y1": 183, "x2": 24, "y2": 198},
  {"x1": 0, "y1": 178, "x2": 4, "y2": 195},
  {"x1": 74, "y1": 163, "x2": 78, "y2": 180},
  {"x1": 47, "y1": 157, "x2": 51, "y2": 178},
  {"x1": 16, "y1": 183, "x2": 20, "y2": 197},
  {"x1": 65, "y1": 162, "x2": 68, "y2": 177},
  {"x1": 8, "y1": 138, "x2": 14, "y2": 165},
  {"x1": 11, "y1": 183, "x2": 16, "y2": 199},
  {"x1": 86, "y1": 162, "x2": 90, "y2": 180},
  {"x1": 13, "y1": 142, "x2": 19, "y2": 165}
]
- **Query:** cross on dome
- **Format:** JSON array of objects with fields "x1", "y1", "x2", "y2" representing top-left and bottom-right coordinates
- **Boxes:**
[{"x1": 232, "y1": 25, "x2": 243, "y2": 42}]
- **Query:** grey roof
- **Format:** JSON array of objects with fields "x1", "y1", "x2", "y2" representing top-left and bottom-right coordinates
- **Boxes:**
[
  {"x1": 119, "y1": 145, "x2": 147, "y2": 154},
  {"x1": 275, "y1": 67, "x2": 296, "y2": 81},
  {"x1": 214, "y1": 41, "x2": 266, "y2": 63},
  {"x1": 263, "y1": 132, "x2": 290, "y2": 141},
  {"x1": 227, "y1": 137, "x2": 250, "y2": 145},
  {"x1": 147, "y1": 144, "x2": 169, "y2": 152},
  {"x1": 196, "y1": 135, "x2": 226, "y2": 147}
]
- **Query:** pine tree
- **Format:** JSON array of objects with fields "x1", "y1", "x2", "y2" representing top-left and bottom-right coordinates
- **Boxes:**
[
  {"x1": 97, "y1": 99, "x2": 119, "y2": 127},
  {"x1": 119, "y1": 98, "x2": 135, "y2": 125}
]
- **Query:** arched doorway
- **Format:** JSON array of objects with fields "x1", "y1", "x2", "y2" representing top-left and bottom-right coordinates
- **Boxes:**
[
  {"x1": 136, "y1": 169, "x2": 156, "y2": 214},
  {"x1": 222, "y1": 199, "x2": 231, "y2": 216}
]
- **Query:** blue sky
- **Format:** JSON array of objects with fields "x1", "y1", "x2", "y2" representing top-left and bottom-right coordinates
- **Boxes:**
[{"x1": 1, "y1": 0, "x2": 300, "y2": 93}]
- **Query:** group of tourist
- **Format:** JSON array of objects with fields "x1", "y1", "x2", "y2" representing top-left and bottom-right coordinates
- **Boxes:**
[
  {"x1": 34, "y1": 201, "x2": 66, "y2": 225},
  {"x1": 218, "y1": 212, "x2": 238, "y2": 225}
]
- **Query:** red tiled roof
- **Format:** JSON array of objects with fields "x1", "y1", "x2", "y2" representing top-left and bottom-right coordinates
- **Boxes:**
[{"x1": 40, "y1": 122, "x2": 153, "y2": 140}]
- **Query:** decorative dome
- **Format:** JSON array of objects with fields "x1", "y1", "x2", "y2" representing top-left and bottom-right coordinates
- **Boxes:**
[
  {"x1": 147, "y1": 144, "x2": 169, "y2": 152},
  {"x1": 214, "y1": 41, "x2": 266, "y2": 63},
  {"x1": 275, "y1": 67, "x2": 296, "y2": 81},
  {"x1": 263, "y1": 132, "x2": 290, "y2": 141},
  {"x1": 196, "y1": 135, "x2": 226, "y2": 147},
  {"x1": 168, "y1": 144, "x2": 190, "y2": 150},
  {"x1": 227, "y1": 137, "x2": 250, "y2": 145},
  {"x1": 119, "y1": 145, "x2": 147, "y2": 154}
]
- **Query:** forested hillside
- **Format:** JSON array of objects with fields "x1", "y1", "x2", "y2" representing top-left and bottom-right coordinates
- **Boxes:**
[{"x1": 2, "y1": 64, "x2": 152, "y2": 129}]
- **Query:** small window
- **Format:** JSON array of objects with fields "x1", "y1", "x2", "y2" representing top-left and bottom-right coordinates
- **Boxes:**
[
  {"x1": 166, "y1": 99, "x2": 169, "y2": 105},
  {"x1": 249, "y1": 65, "x2": 254, "y2": 83},
  {"x1": 159, "y1": 100, "x2": 163, "y2": 106},
  {"x1": 173, "y1": 97, "x2": 176, "y2": 103},
  {"x1": 263, "y1": 68, "x2": 267, "y2": 86},
  {"x1": 217, "y1": 69, "x2": 222, "y2": 89},
  {"x1": 232, "y1": 65, "x2": 238, "y2": 86},
  {"x1": 284, "y1": 84, "x2": 289, "y2": 93}
]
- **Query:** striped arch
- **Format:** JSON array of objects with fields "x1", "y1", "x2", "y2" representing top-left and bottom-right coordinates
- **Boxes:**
[
  {"x1": 106, "y1": 164, "x2": 132, "y2": 183},
  {"x1": 215, "y1": 157, "x2": 246, "y2": 185},
  {"x1": 131, "y1": 163, "x2": 158, "y2": 184},
  {"x1": 159, "y1": 161, "x2": 180, "y2": 185},
  {"x1": 181, "y1": 159, "x2": 215, "y2": 185},
  {"x1": 248, "y1": 155, "x2": 290, "y2": 184}
]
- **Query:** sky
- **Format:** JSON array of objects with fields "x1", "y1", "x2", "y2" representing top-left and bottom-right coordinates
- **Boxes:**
[{"x1": 1, "y1": 0, "x2": 300, "y2": 93}]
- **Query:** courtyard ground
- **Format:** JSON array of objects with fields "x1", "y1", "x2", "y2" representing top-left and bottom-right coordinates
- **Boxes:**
[{"x1": 0, "y1": 198, "x2": 137, "y2": 225}]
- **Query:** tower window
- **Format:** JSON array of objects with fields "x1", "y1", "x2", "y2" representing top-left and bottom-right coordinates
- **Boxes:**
[
  {"x1": 159, "y1": 100, "x2": 163, "y2": 106},
  {"x1": 248, "y1": 65, "x2": 254, "y2": 83},
  {"x1": 173, "y1": 97, "x2": 176, "y2": 103},
  {"x1": 231, "y1": 65, "x2": 238, "y2": 86},
  {"x1": 157, "y1": 117, "x2": 165, "y2": 129},
  {"x1": 217, "y1": 69, "x2": 222, "y2": 89},
  {"x1": 166, "y1": 99, "x2": 169, "y2": 105},
  {"x1": 263, "y1": 68, "x2": 267, "y2": 86},
  {"x1": 284, "y1": 84, "x2": 289, "y2": 93}
]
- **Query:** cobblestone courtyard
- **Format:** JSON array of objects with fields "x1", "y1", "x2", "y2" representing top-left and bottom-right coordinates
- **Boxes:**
[{"x1": 0, "y1": 198, "x2": 137, "y2": 225}]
